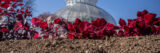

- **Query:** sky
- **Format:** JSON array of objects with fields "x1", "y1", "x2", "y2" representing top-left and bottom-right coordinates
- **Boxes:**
[{"x1": 33, "y1": 0, "x2": 160, "y2": 23}]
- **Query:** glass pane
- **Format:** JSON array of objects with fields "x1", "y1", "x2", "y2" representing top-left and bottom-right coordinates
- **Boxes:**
[{"x1": 54, "y1": 0, "x2": 116, "y2": 25}]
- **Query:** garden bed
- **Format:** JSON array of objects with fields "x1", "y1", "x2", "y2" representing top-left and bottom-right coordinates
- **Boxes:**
[{"x1": 0, "y1": 35, "x2": 160, "y2": 53}]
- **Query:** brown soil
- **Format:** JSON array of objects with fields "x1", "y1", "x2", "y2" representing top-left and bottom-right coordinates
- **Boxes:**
[{"x1": 0, "y1": 35, "x2": 160, "y2": 53}]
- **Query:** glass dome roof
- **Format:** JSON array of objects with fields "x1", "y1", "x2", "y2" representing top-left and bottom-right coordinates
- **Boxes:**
[{"x1": 53, "y1": 0, "x2": 116, "y2": 25}]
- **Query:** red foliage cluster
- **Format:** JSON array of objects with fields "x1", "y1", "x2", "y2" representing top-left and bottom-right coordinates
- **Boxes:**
[
  {"x1": 0, "y1": 0, "x2": 34, "y2": 41},
  {"x1": 30, "y1": 10, "x2": 160, "y2": 39},
  {"x1": 31, "y1": 18, "x2": 68, "y2": 39},
  {"x1": 118, "y1": 10, "x2": 160, "y2": 37},
  {"x1": 0, "y1": 0, "x2": 159, "y2": 40},
  {"x1": 67, "y1": 18, "x2": 117, "y2": 39}
]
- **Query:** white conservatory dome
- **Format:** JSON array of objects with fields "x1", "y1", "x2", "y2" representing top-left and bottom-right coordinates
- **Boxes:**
[{"x1": 53, "y1": 0, "x2": 116, "y2": 25}]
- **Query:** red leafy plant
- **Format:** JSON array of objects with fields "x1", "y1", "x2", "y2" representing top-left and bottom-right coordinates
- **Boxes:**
[
  {"x1": 0, "y1": 0, "x2": 36, "y2": 41},
  {"x1": 30, "y1": 17, "x2": 68, "y2": 39},
  {"x1": 118, "y1": 10, "x2": 160, "y2": 37},
  {"x1": 67, "y1": 18, "x2": 117, "y2": 39},
  {"x1": 30, "y1": 10, "x2": 160, "y2": 40},
  {"x1": 0, "y1": 0, "x2": 160, "y2": 41}
]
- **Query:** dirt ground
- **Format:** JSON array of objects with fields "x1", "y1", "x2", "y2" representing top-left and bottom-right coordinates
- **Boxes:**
[{"x1": 0, "y1": 35, "x2": 160, "y2": 53}]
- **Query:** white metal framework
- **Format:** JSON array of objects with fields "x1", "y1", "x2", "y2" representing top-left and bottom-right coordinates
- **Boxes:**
[{"x1": 54, "y1": 0, "x2": 116, "y2": 25}]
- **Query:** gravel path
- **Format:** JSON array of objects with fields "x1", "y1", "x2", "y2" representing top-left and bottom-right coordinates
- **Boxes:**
[{"x1": 0, "y1": 35, "x2": 160, "y2": 53}]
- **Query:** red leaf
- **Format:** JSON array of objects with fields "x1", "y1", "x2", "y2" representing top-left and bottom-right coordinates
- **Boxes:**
[
  {"x1": 12, "y1": 3, "x2": 17, "y2": 7},
  {"x1": 54, "y1": 18, "x2": 61, "y2": 24},
  {"x1": 11, "y1": 0, "x2": 16, "y2": 2},
  {"x1": 40, "y1": 21, "x2": 48, "y2": 29},
  {"x1": 137, "y1": 17, "x2": 144, "y2": 22},
  {"x1": 33, "y1": 32, "x2": 39, "y2": 39},
  {"x1": 124, "y1": 27, "x2": 130, "y2": 34},
  {"x1": 138, "y1": 21, "x2": 145, "y2": 28},
  {"x1": 141, "y1": 10, "x2": 148, "y2": 16},
  {"x1": 25, "y1": 9, "x2": 29, "y2": 12},
  {"x1": 24, "y1": 26, "x2": 29, "y2": 30},
  {"x1": 119, "y1": 18, "x2": 126, "y2": 26},
  {"x1": 2, "y1": 4, "x2": 10, "y2": 8},
  {"x1": 31, "y1": 18, "x2": 42, "y2": 25},
  {"x1": 118, "y1": 30, "x2": 124, "y2": 36},
  {"x1": 128, "y1": 21, "x2": 136, "y2": 28},
  {"x1": 20, "y1": 10, "x2": 24, "y2": 14},
  {"x1": 74, "y1": 18, "x2": 81, "y2": 25},
  {"x1": 137, "y1": 11, "x2": 142, "y2": 17},
  {"x1": 151, "y1": 26, "x2": 156, "y2": 33},
  {"x1": 15, "y1": 22, "x2": 23, "y2": 28},
  {"x1": 68, "y1": 24, "x2": 73, "y2": 31},
  {"x1": 4, "y1": 0, "x2": 11, "y2": 3},
  {"x1": 133, "y1": 33, "x2": 138, "y2": 36},
  {"x1": 2, "y1": 28, "x2": 9, "y2": 32},
  {"x1": 137, "y1": 10, "x2": 148, "y2": 17},
  {"x1": 133, "y1": 28, "x2": 139, "y2": 32},
  {"x1": 100, "y1": 18, "x2": 107, "y2": 25},
  {"x1": 144, "y1": 13, "x2": 156, "y2": 24},
  {"x1": 92, "y1": 18, "x2": 106, "y2": 27},
  {"x1": 43, "y1": 35, "x2": 49, "y2": 39},
  {"x1": 105, "y1": 23, "x2": 115, "y2": 30},
  {"x1": 153, "y1": 20, "x2": 160, "y2": 25},
  {"x1": 16, "y1": 14, "x2": 23, "y2": 18},
  {"x1": 127, "y1": 19, "x2": 134, "y2": 24},
  {"x1": 68, "y1": 33, "x2": 74, "y2": 39},
  {"x1": 14, "y1": 22, "x2": 23, "y2": 31},
  {"x1": 92, "y1": 18, "x2": 100, "y2": 27},
  {"x1": 0, "y1": 8, "x2": 3, "y2": 12}
]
